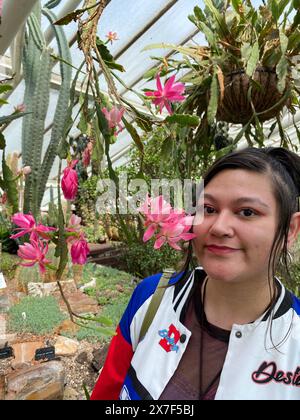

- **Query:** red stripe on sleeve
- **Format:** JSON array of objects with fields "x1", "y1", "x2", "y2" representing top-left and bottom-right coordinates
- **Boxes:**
[{"x1": 90, "y1": 325, "x2": 133, "y2": 400}]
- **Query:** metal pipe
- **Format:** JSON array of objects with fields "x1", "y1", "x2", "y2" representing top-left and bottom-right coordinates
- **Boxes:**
[{"x1": 0, "y1": 0, "x2": 39, "y2": 56}]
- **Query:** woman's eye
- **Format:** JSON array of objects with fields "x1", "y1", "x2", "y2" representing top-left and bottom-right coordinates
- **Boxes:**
[
  {"x1": 204, "y1": 205, "x2": 215, "y2": 214},
  {"x1": 239, "y1": 208, "x2": 256, "y2": 217}
]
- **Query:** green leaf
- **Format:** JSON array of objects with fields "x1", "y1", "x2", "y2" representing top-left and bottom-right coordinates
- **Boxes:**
[
  {"x1": 204, "y1": 0, "x2": 230, "y2": 40},
  {"x1": 2, "y1": 153, "x2": 19, "y2": 213},
  {"x1": 135, "y1": 116, "x2": 153, "y2": 132},
  {"x1": 231, "y1": 0, "x2": 243, "y2": 14},
  {"x1": 246, "y1": 40, "x2": 259, "y2": 78},
  {"x1": 164, "y1": 114, "x2": 200, "y2": 127},
  {"x1": 291, "y1": 10, "x2": 300, "y2": 30},
  {"x1": 77, "y1": 111, "x2": 88, "y2": 134},
  {"x1": 0, "y1": 84, "x2": 13, "y2": 94},
  {"x1": 95, "y1": 103, "x2": 110, "y2": 139},
  {"x1": 57, "y1": 139, "x2": 69, "y2": 159},
  {"x1": 96, "y1": 39, "x2": 125, "y2": 72},
  {"x1": 0, "y1": 111, "x2": 30, "y2": 126},
  {"x1": 0, "y1": 132, "x2": 6, "y2": 150},
  {"x1": 82, "y1": 383, "x2": 90, "y2": 401},
  {"x1": 207, "y1": 72, "x2": 218, "y2": 124},
  {"x1": 198, "y1": 21, "x2": 218, "y2": 49},
  {"x1": 276, "y1": 55, "x2": 289, "y2": 93},
  {"x1": 287, "y1": 31, "x2": 300, "y2": 51},
  {"x1": 143, "y1": 68, "x2": 158, "y2": 80},
  {"x1": 278, "y1": 0, "x2": 290, "y2": 18},
  {"x1": 193, "y1": 5, "x2": 206, "y2": 22},
  {"x1": 241, "y1": 43, "x2": 252, "y2": 66},
  {"x1": 54, "y1": 10, "x2": 83, "y2": 25},
  {"x1": 276, "y1": 31, "x2": 289, "y2": 93},
  {"x1": 80, "y1": 314, "x2": 114, "y2": 326},
  {"x1": 270, "y1": 0, "x2": 280, "y2": 22},
  {"x1": 122, "y1": 118, "x2": 144, "y2": 154},
  {"x1": 161, "y1": 136, "x2": 174, "y2": 160},
  {"x1": 104, "y1": 61, "x2": 125, "y2": 72},
  {"x1": 293, "y1": 0, "x2": 300, "y2": 8}
]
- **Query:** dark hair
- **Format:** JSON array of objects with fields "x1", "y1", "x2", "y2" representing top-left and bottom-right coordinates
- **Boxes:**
[{"x1": 179, "y1": 147, "x2": 300, "y2": 298}]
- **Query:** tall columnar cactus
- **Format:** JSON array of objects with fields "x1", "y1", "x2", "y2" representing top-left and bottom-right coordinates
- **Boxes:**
[{"x1": 22, "y1": 1, "x2": 72, "y2": 216}]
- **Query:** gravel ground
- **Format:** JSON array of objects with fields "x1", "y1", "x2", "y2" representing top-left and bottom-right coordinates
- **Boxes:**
[{"x1": 0, "y1": 334, "x2": 106, "y2": 400}]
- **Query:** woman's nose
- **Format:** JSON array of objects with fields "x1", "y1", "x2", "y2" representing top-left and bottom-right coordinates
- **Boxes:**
[{"x1": 209, "y1": 211, "x2": 234, "y2": 238}]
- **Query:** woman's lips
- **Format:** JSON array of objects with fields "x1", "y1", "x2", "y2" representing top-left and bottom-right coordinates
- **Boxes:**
[{"x1": 206, "y1": 245, "x2": 240, "y2": 255}]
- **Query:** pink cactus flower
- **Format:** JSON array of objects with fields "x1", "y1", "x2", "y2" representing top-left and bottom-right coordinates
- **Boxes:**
[
  {"x1": 66, "y1": 214, "x2": 82, "y2": 244},
  {"x1": 139, "y1": 195, "x2": 196, "y2": 250},
  {"x1": 0, "y1": 192, "x2": 7, "y2": 205},
  {"x1": 154, "y1": 215, "x2": 196, "y2": 250},
  {"x1": 18, "y1": 166, "x2": 31, "y2": 176},
  {"x1": 145, "y1": 74, "x2": 185, "y2": 115},
  {"x1": 70, "y1": 234, "x2": 90, "y2": 265},
  {"x1": 14, "y1": 103, "x2": 26, "y2": 113},
  {"x1": 68, "y1": 214, "x2": 82, "y2": 230},
  {"x1": 106, "y1": 31, "x2": 119, "y2": 43},
  {"x1": 140, "y1": 195, "x2": 173, "y2": 242},
  {"x1": 10, "y1": 213, "x2": 56, "y2": 241},
  {"x1": 61, "y1": 160, "x2": 78, "y2": 201},
  {"x1": 102, "y1": 106, "x2": 125, "y2": 135},
  {"x1": 82, "y1": 142, "x2": 93, "y2": 167},
  {"x1": 17, "y1": 240, "x2": 52, "y2": 274}
]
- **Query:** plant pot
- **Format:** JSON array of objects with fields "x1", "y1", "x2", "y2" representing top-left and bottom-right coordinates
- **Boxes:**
[{"x1": 216, "y1": 67, "x2": 290, "y2": 125}]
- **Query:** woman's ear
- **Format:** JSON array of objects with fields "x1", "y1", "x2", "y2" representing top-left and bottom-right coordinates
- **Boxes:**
[{"x1": 288, "y1": 212, "x2": 300, "y2": 248}]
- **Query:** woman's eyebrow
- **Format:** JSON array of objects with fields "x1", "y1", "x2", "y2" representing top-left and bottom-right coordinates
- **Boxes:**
[{"x1": 203, "y1": 193, "x2": 270, "y2": 209}]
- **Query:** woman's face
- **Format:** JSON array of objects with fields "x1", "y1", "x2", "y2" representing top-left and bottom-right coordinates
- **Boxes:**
[{"x1": 193, "y1": 169, "x2": 278, "y2": 285}]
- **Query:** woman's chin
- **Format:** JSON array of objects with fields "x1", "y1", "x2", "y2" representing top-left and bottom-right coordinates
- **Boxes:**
[{"x1": 202, "y1": 260, "x2": 241, "y2": 283}]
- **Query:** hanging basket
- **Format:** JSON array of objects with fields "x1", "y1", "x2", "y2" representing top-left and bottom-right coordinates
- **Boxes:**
[{"x1": 216, "y1": 67, "x2": 290, "y2": 125}]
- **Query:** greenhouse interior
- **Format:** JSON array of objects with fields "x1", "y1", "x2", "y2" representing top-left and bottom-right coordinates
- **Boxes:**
[{"x1": 0, "y1": 0, "x2": 300, "y2": 401}]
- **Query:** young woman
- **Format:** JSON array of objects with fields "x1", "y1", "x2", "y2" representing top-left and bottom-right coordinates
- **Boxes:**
[{"x1": 91, "y1": 147, "x2": 300, "y2": 400}]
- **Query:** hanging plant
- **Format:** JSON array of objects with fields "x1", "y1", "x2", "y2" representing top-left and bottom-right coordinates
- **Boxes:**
[{"x1": 144, "y1": 0, "x2": 300, "y2": 148}]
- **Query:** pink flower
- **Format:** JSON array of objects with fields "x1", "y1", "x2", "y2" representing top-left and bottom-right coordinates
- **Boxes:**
[
  {"x1": 139, "y1": 195, "x2": 173, "y2": 242},
  {"x1": 10, "y1": 213, "x2": 56, "y2": 241},
  {"x1": 14, "y1": 103, "x2": 26, "y2": 113},
  {"x1": 68, "y1": 214, "x2": 82, "y2": 230},
  {"x1": 17, "y1": 240, "x2": 52, "y2": 274},
  {"x1": 70, "y1": 234, "x2": 90, "y2": 265},
  {"x1": 18, "y1": 166, "x2": 31, "y2": 176},
  {"x1": 145, "y1": 74, "x2": 185, "y2": 115},
  {"x1": 102, "y1": 106, "x2": 125, "y2": 135},
  {"x1": 66, "y1": 214, "x2": 82, "y2": 244},
  {"x1": 139, "y1": 195, "x2": 196, "y2": 250},
  {"x1": 154, "y1": 215, "x2": 196, "y2": 251},
  {"x1": 106, "y1": 31, "x2": 119, "y2": 43},
  {"x1": 82, "y1": 142, "x2": 93, "y2": 167},
  {"x1": 61, "y1": 160, "x2": 78, "y2": 201},
  {"x1": 0, "y1": 192, "x2": 7, "y2": 205}
]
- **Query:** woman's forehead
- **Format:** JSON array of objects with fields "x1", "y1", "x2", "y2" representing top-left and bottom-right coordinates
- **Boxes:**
[{"x1": 203, "y1": 169, "x2": 276, "y2": 204}]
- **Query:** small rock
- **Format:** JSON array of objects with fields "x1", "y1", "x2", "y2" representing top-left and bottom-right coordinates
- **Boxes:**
[
  {"x1": 91, "y1": 344, "x2": 109, "y2": 372},
  {"x1": 11, "y1": 341, "x2": 44, "y2": 366},
  {"x1": 63, "y1": 386, "x2": 78, "y2": 400},
  {"x1": 5, "y1": 361, "x2": 65, "y2": 400},
  {"x1": 0, "y1": 333, "x2": 18, "y2": 348},
  {"x1": 0, "y1": 295, "x2": 10, "y2": 313},
  {"x1": 54, "y1": 319, "x2": 80, "y2": 336},
  {"x1": 79, "y1": 278, "x2": 96, "y2": 292},
  {"x1": 75, "y1": 352, "x2": 88, "y2": 365},
  {"x1": 27, "y1": 280, "x2": 77, "y2": 297},
  {"x1": 55, "y1": 336, "x2": 79, "y2": 357}
]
